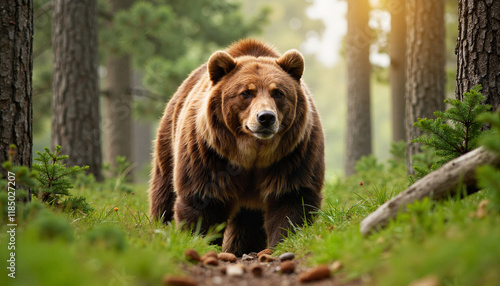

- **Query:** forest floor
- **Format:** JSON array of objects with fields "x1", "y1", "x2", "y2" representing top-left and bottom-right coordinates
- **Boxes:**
[
  {"x1": 182, "y1": 256, "x2": 363, "y2": 286},
  {"x1": 1, "y1": 152, "x2": 500, "y2": 285}
]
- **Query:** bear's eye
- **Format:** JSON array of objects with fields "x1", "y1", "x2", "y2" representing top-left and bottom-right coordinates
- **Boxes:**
[
  {"x1": 240, "y1": 90, "x2": 252, "y2": 98},
  {"x1": 272, "y1": 90, "x2": 284, "y2": 99}
]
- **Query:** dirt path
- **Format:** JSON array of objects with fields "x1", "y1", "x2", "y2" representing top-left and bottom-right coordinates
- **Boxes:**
[{"x1": 165, "y1": 250, "x2": 364, "y2": 286}]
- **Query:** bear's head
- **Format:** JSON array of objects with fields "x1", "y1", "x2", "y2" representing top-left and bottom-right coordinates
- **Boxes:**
[{"x1": 207, "y1": 50, "x2": 305, "y2": 141}]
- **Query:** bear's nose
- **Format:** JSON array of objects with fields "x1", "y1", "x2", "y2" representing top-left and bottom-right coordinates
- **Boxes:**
[{"x1": 257, "y1": 111, "x2": 276, "y2": 127}]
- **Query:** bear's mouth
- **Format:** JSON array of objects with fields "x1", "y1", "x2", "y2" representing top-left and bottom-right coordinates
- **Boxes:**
[{"x1": 246, "y1": 126, "x2": 275, "y2": 140}]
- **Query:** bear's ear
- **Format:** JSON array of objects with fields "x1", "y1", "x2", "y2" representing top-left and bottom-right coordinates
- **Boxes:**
[
  {"x1": 276, "y1": 49, "x2": 304, "y2": 81},
  {"x1": 208, "y1": 51, "x2": 237, "y2": 84}
]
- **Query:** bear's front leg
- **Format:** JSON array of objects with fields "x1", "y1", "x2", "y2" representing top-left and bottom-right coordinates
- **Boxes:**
[
  {"x1": 174, "y1": 194, "x2": 232, "y2": 246},
  {"x1": 264, "y1": 188, "x2": 321, "y2": 247},
  {"x1": 223, "y1": 208, "x2": 267, "y2": 256}
]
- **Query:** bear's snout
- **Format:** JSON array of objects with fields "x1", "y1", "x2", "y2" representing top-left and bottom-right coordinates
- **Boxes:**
[
  {"x1": 246, "y1": 109, "x2": 279, "y2": 140},
  {"x1": 257, "y1": 111, "x2": 276, "y2": 127}
]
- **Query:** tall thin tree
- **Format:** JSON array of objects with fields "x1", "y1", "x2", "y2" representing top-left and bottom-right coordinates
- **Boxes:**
[
  {"x1": 405, "y1": 0, "x2": 446, "y2": 174},
  {"x1": 51, "y1": 0, "x2": 102, "y2": 180},
  {"x1": 389, "y1": 0, "x2": 406, "y2": 142},
  {"x1": 456, "y1": 0, "x2": 500, "y2": 111},
  {"x1": 0, "y1": 0, "x2": 34, "y2": 198},
  {"x1": 103, "y1": 0, "x2": 134, "y2": 178},
  {"x1": 345, "y1": 0, "x2": 372, "y2": 177}
]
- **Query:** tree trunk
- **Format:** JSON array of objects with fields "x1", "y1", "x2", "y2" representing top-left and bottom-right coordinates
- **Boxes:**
[
  {"x1": 405, "y1": 0, "x2": 446, "y2": 174},
  {"x1": 345, "y1": 0, "x2": 372, "y2": 177},
  {"x1": 456, "y1": 0, "x2": 500, "y2": 112},
  {"x1": 51, "y1": 0, "x2": 102, "y2": 181},
  {"x1": 0, "y1": 0, "x2": 33, "y2": 199},
  {"x1": 132, "y1": 119, "x2": 152, "y2": 182},
  {"x1": 389, "y1": 0, "x2": 406, "y2": 142},
  {"x1": 360, "y1": 146, "x2": 500, "y2": 235},
  {"x1": 103, "y1": 0, "x2": 134, "y2": 179}
]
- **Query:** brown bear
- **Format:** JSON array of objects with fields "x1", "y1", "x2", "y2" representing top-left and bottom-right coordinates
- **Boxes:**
[{"x1": 149, "y1": 39, "x2": 325, "y2": 256}]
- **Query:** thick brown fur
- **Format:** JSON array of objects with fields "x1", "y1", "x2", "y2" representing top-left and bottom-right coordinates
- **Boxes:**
[{"x1": 149, "y1": 39, "x2": 325, "y2": 255}]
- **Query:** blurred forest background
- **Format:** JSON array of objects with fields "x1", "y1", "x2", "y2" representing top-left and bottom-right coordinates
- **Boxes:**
[{"x1": 30, "y1": 0, "x2": 460, "y2": 180}]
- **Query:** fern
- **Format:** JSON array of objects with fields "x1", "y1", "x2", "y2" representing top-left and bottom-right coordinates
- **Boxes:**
[
  {"x1": 412, "y1": 85, "x2": 491, "y2": 176},
  {"x1": 32, "y1": 145, "x2": 89, "y2": 204}
]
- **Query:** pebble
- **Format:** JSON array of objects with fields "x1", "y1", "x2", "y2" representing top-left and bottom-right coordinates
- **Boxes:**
[
  {"x1": 162, "y1": 275, "x2": 197, "y2": 286},
  {"x1": 248, "y1": 252, "x2": 258, "y2": 258},
  {"x1": 249, "y1": 264, "x2": 264, "y2": 277},
  {"x1": 298, "y1": 265, "x2": 331, "y2": 282},
  {"x1": 330, "y1": 260, "x2": 343, "y2": 272},
  {"x1": 242, "y1": 254, "x2": 255, "y2": 261},
  {"x1": 226, "y1": 264, "x2": 245, "y2": 276},
  {"x1": 278, "y1": 252, "x2": 295, "y2": 261},
  {"x1": 257, "y1": 249, "x2": 272, "y2": 257},
  {"x1": 258, "y1": 254, "x2": 275, "y2": 263},
  {"x1": 202, "y1": 257, "x2": 219, "y2": 267},
  {"x1": 201, "y1": 251, "x2": 218, "y2": 262},
  {"x1": 280, "y1": 260, "x2": 295, "y2": 274},
  {"x1": 184, "y1": 249, "x2": 201, "y2": 262},
  {"x1": 217, "y1": 252, "x2": 237, "y2": 263}
]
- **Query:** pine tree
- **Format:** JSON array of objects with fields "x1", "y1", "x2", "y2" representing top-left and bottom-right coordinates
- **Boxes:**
[
  {"x1": 33, "y1": 145, "x2": 89, "y2": 204},
  {"x1": 412, "y1": 85, "x2": 491, "y2": 177}
]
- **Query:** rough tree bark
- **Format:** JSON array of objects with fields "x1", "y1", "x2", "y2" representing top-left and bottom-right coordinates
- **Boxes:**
[
  {"x1": 389, "y1": 0, "x2": 406, "y2": 142},
  {"x1": 360, "y1": 147, "x2": 500, "y2": 235},
  {"x1": 51, "y1": 0, "x2": 102, "y2": 181},
  {"x1": 103, "y1": 0, "x2": 134, "y2": 178},
  {"x1": 345, "y1": 0, "x2": 372, "y2": 177},
  {"x1": 0, "y1": 0, "x2": 33, "y2": 197},
  {"x1": 405, "y1": 0, "x2": 446, "y2": 174},
  {"x1": 456, "y1": 0, "x2": 500, "y2": 112}
]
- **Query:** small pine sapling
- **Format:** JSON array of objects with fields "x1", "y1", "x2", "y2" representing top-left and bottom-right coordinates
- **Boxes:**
[
  {"x1": 33, "y1": 145, "x2": 89, "y2": 204},
  {"x1": 412, "y1": 85, "x2": 491, "y2": 177}
]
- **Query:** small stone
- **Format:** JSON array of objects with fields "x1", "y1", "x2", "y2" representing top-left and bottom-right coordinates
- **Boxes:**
[
  {"x1": 279, "y1": 252, "x2": 295, "y2": 261},
  {"x1": 298, "y1": 265, "x2": 331, "y2": 282},
  {"x1": 280, "y1": 260, "x2": 295, "y2": 274},
  {"x1": 257, "y1": 249, "x2": 272, "y2": 257},
  {"x1": 250, "y1": 264, "x2": 264, "y2": 277},
  {"x1": 202, "y1": 257, "x2": 219, "y2": 267},
  {"x1": 226, "y1": 264, "x2": 245, "y2": 276},
  {"x1": 242, "y1": 254, "x2": 255, "y2": 261},
  {"x1": 201, "y1": 251, "x2": 218, "y2": 262},
  {"x1": 162, "y1": 275, "x2": 197, "y2": 286},
  {"x1": 330, "y1": 260, "x2": 343, "y2": 272},
  {"x1": 184, "y1": 249, "x2": 201, "y2": 262},
  {"x1": 258, "y1": 253, "x2": 275, "y2": 263},
  {"x1": 217, "y1": 252, "x2": 237, "y2": 262},
  {"x1": 248, "y1": 252, "x2": 258, "y2": 258}
]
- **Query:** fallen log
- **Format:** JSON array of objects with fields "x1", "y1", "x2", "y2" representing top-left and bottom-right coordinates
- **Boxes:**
[{"x1": 360, "y1": 147, "x2": 500, "y2": 236}]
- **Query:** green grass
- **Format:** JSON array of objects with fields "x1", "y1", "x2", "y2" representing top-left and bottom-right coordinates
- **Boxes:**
[
  {"x1": 275, "y1": 161, "x2": 500, "y2": 286},
  {"x1": 2, "y1": 157, "x2": 500, "y2": 285},
  {"x1": 0, "y1": 183, "x2": 219, "y2": 286}
]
